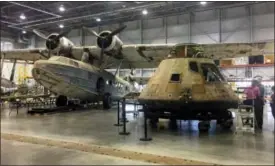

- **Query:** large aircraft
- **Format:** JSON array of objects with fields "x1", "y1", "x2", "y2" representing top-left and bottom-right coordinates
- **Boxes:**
[{"x1": 1, "y1": 25, "x2": 273, "y2": 110}]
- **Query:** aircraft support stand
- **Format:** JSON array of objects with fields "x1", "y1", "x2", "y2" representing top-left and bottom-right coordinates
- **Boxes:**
[
  {"x1": 140, "y1": 108, "x2": 152, "y2": 141},
  {"x1": 119, "y1": 98, "x2": 130, "y2": 135},
  {"x1": 114, "y1": 101, "x2": 123, "y2": 126}
]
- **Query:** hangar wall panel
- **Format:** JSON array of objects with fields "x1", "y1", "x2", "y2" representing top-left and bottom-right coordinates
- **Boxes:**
[
  {"x1": 193, "y1": 10, "x2": 217, "y2": 22},
  {"x1": 70, "y1": 37, "x2": 81, "y2": 46},
  {"x1": 252, "y1": 2, "x2": 274, "y2": 15},
  {"x1": 167, "y1": 36, "x2": 189, "y2": 44},
  {"x1": 192, "y1": 20, "x2": 219, "y2": 35},
  {"x1": 253, "y1": 28, "x2": 274, "y2": 42},
  {"x1": 1, "y1": 62, "x2": 33, "y2": 84},
  {"x1": 253, "y1": 66, "x2": 274, "y2": 79},
  {"x1": 120, "y1": 30, "x2": 141, "y2": 44},
  {"x1": 67, "y1": 29, "x2": 79, "y2": 37},
  {"x1": 36, "y1": 39, "x2": 45, "y2": 48},
  {"x1": 192, "y1": 33, "x2": 219, "y2": 44},
  {"x1": 167, "y1": 25, "x2": 189, "y2": 37},
  {"x1": 222, "y1": 30, "x2": 250, "y2": 43}
]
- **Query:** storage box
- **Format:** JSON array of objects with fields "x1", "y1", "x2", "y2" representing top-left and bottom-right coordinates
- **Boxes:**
[
  {"x1": 264, "y1": 54, "x2": 274, "y2": 64},
  {"x1": 220, "y1": 59, "x2": 234, "y2": 66},
  {"x1": 234, "y1": 57, "x2": 248, "y2": 65}
]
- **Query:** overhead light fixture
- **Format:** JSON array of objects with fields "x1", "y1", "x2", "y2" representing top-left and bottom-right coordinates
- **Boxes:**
[
  {"x1": 59, "y1": 24, "x2": 64, "y2": 28},
  {"x1": 59, "y1": 5, "x2": 65, "y2": 12},
  {"x1": 142, "y1": 9, "x2": 148, "y2": 15},
  {"x1": 200, "y1": 1, "x2": 207, "y2": 5},
  {"x1": 96, "y1": 18, "x2": 101, "y2": 22},
  {"x1": 20, "y1": 14, "x2": 26, "y2": 20},
  {"x1": 22, "y1": 30, "x2": 26, "y2": 34}
]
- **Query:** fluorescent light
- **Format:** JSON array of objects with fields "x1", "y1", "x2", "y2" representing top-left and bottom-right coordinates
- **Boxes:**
[
  {"x1": 200, "y1": 1, "x2": 207, "y2": 5},
  {"x1": 96, "y1": 18, "x2": 101, "y2": 22},
  {"x1": 59, "y1": 5, "x2": 65, "y2": 12},
  {"x1": 59, "y1": 24, "x2": 64, "y2": 28},
  {"x1": 22, "y1": 30, "x2": 26, "y2": 34},
  {"x1": 20, "y1": 14, "x2": 26, "y2": 20},
  {"x1": 142, "y1": 9, "x2": 148, "y2": 15}
]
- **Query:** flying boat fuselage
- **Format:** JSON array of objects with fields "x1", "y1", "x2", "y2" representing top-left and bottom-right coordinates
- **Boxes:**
[{"x1": 32, "y1": 56, "x2": 133, "y2": 102}]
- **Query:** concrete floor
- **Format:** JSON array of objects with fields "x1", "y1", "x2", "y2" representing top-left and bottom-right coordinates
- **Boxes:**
[
  {"x1": 1, "y1": 139, "x2": 152, "y2": 165},
  {"x1": 1, "y1": 104, "x2": 274, "y2": 165}
]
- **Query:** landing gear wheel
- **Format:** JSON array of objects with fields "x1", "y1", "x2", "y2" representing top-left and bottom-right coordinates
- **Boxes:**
[
  {"x1": 198, "y1": 121, "x2": 210, "y2": 132},
  {"x1": 56, "y1": 95, "x2": 67, "y2": 107},
  {"x1": 103, "y1": 94, "x2": 112, "y2": 109},
  {"x1": 218, "y1": 110, "x2": 233, "y2": 130},
  {"x1": 219, "y1": 119, "x2": 233, "y2": 130}
]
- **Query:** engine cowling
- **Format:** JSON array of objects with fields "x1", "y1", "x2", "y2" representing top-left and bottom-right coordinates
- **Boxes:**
[
  {"x1": 45, "y1": 33, "x2": 74, "y2": 56},
  {"x1": 96, "y1": 31, "x2": 123, "y2": 59}
]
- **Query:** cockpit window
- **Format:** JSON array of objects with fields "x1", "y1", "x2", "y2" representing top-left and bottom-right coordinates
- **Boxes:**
[
  {"x1": 49, "y1": 56, "x2": 61, "y2": 61},
  {"x1": 200, "y1": 63, "x2": 225, "y2": 82},
  {"x1": 189, "y1": 61, "x2": 199, "y2": 72},
  {"x1": 69, "y1": 60, "x2": 79, "y2": 67},
  {"x1": 170, "y1": 73, "x2": 181, "y2": 82}
]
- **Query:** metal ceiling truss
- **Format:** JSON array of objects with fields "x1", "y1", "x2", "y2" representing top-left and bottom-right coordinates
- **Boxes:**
[{"x1": 0, "y1": 1, "x2": 262, "y2": 37}]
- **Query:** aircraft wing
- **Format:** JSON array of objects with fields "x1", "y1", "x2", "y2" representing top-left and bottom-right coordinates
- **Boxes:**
[
  {"x1": 1, "y1": 41, "x2": 273, "y2": 68},
  {"x1": 79, "y1": 42, "x2": 274, "y2": 68},
  {"x1": 76, "y1": 44, "x2": 174, "y2": 69},
  {"x1": 121, "y1": 44, "x2": 174, "y2": 68},
  {"x1": 185, "y1": 41, "x2": 274, "y2": 59},
  {"x1": 1, "y1": 48, "x2": 48, "y2": 62}
]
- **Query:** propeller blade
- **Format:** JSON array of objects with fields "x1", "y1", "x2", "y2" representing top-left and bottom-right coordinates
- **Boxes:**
[
  {"x1": 107, "y1": 25, "x2": 127, "y2": 38},
  {"x1": 83, "y1": 27, "x2": 103, "y2": 38},
  {"x1": 55, "y1": 29, "x2": 72, "y2": 40},
  {"x1": 33, "y1": 29, "x2": 48, "y2": 40}
]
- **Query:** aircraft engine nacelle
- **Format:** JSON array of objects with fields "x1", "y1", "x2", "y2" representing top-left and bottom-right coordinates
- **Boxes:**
[
  {"x1": 96, "y1": 31, "x2": 123, "y2": 59},
  {"x1": 45, "y1": 33, "x2": 74, "y2": 55}
]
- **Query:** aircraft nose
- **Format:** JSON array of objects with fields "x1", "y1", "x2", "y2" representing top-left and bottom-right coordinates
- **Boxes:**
[
  {"x1": 33, "y1": 60, "x2": 47, "y2": 70},
  {"x1": 32, "y1": 60, "x2": 50, "y2": 78}
]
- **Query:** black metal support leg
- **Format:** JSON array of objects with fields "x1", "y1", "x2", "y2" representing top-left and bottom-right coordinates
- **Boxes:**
[
  {"x1": 140, "y1": 108, "x2": 152, "y2": 141},
  {"x1": 134, "y1": 103, "x2": 138, "y2": 118},
  {"x1": 114, "y1": 101, "x2": 123, "y2": 126},
  {"x1": 119, "y1": 98, "x2": 130, "y2": 135}
]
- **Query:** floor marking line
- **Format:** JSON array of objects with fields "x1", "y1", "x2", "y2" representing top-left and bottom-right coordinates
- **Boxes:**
[{"x1": 1, "y1": 133, "x2": 219, "y2": 165}]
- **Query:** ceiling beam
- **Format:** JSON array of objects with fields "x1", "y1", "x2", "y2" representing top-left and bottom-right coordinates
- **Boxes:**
[{"x1": 8, "y1": 1, "x2": 62, "y2": 17}]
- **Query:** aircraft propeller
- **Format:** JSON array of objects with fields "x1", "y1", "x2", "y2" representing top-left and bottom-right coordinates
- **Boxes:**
[
  {"x1": 33, "y1": 29, "x2": 71, "y2": 57},
  {"x1": 83, "y1": 25, "x2": 127, "y2": 69},
  {"x1": 83, "y1": 25, "x2": 126, "y2": 40}
]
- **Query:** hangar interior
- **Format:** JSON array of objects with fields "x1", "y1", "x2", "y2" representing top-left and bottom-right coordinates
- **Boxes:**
[{"x1": 1, "y1": 1, "x2": 274, "y2": 165}]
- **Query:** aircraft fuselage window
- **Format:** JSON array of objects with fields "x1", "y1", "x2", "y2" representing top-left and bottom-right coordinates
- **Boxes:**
[
  {"x1": 189, "y1": 61, "x2": 199, "y2": 72},
  {"x1": 170, "y1": 73, "x2": 181, "y2": 82},
  {"x1": 73, "y1": 61, "x2": 79, "y2": 67},
  {"x1": 200, "y1": 63, "x2": 225, "y2": 82},
  {"x1": 69, "y1": 60, "x2": 79, "y2": 67}
]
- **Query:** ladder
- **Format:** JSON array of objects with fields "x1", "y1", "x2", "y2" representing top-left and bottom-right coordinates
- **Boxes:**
[{"x1": 235, "y1": 87, "x2": 257, "y2": 134}]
